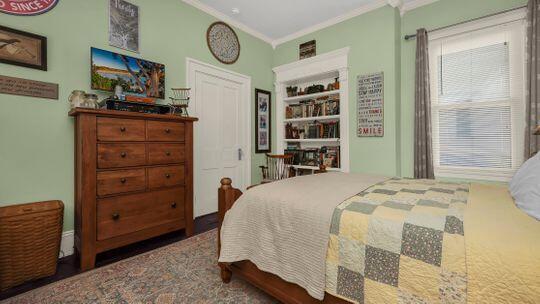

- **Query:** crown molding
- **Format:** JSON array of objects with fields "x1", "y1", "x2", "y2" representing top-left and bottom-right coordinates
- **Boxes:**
[
  {"x1": 401, "y1": 0, "x2": 439, "y2": 15},
  {"x1": 183, "y1": 0, "x2": 439, "y2": 48},
  {"x1": 271, "y1": 0, "x2": 388, "y2": 48},
  {"x1": 182, "y1": 0, "x2": 274, "y2": 45}
]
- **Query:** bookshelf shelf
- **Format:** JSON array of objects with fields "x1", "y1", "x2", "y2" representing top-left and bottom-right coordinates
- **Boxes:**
[
  {"x1": 284, "y1": 115, "x2": 340, "y2": 123},
  {"x1": 284, "y1": 138, "x2": 340, "y2": 143},
  {"x1": 274, "y1": 47, "x2": 350, "y2": 174},
  {"x1": 283, "y1": 89, "x2": 340, "y2": 103},
  {"x1": 292, "y1": 165, "x2": 341, "y2": 172}
]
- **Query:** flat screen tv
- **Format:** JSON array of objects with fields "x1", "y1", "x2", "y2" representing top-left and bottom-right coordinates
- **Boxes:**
[{"x1": 91, "y1": 47, "x2": 165, "y2": 99}]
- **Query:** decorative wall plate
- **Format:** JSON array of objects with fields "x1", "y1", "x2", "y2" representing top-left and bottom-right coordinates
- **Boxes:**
[{"x1": 206, "y1": 21, "x2": 240, "y2": 64}]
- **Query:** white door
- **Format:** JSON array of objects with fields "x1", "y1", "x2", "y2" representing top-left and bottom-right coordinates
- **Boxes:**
[{"x1": 192, "y1": 69, "x2": 248, "y2": 217}]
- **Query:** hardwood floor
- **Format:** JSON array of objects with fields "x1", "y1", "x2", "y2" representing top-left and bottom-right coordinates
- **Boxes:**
[{"x1": 0, "y1": 213, "x2": 218, "y2": 301}]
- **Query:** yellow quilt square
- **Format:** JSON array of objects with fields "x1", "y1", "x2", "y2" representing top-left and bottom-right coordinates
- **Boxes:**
[
  {"x1": 327, "y1": 234, "x2": 340, "y2": 264},
  {"x1": 411, "y1": 205, "x2": 448, "y2": 217},
  {"x1": 442, "y1": 233, "x2": 466, "y2": 275},
  {"x1": 364, "y1": 278, "x2": 397, "y2": 304},
  {"x1": 398, "y1": 255, "x2": 441, "y2": 302},
  {"x1": 372, "y1": 206, "x2": 408, "y2": 222},
  {"x1": 339, "y1": 210, "x2": 370, "y2": 242}
]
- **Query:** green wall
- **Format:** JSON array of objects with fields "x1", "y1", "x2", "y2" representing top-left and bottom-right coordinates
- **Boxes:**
[
  {"x1": 273, "y1": 0, "x2": 527, "y2": 178},
  {"x1": 274, "y1": 6, "x2": 402, "y2": 176},
  {"x1": 0, "y1": 0, "x2": 274, "y2": 231}
]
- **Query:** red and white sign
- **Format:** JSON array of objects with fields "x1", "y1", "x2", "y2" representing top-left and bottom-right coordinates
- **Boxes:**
[{"x1": 0, "y1": 0, "x2": 59, "y2": 16}]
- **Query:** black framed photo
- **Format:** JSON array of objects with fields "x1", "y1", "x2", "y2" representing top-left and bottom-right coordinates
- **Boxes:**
[
  {"x1": 255, "y1": 89, "x2": 271, "y2": 153},
  {"x1": 0, "y1": 25, "x2": 47, "y2": 71}
]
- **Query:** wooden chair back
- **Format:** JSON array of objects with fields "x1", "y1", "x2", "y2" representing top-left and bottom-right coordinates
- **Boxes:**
[{"x1": 261, "y1": 154, "x2": 294, "y2": 182}]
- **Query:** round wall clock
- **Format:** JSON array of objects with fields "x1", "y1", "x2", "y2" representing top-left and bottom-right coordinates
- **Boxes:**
[{"x1": 206, "y1": 21, "x2": 240, "y2": 64}]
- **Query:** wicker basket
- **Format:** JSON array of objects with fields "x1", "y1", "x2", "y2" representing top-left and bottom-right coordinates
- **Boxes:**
[{"x1": 0, "y1": 200, "x2": 64, "y2": 291}]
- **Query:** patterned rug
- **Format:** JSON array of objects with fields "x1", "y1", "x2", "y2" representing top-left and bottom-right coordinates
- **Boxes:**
[{"x1": 2, "y1": 230, "x2": 276, "y2": 304}]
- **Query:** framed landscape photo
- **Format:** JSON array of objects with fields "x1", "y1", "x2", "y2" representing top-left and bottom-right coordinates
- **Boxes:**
[
  {"x1": 109, "y1": 0, "x2": 139, "y2": 53},
  {"x1": 255, "y1": 89, "x2": 271, "y2": 153},
  {"x1": 0, "y1": 25, "x2": 47, "y2": 71}
]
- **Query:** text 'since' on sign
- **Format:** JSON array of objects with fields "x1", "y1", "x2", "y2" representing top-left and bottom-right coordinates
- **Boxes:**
[{"x1": 0, "y1": 0, "x2": 60, "y2": 16}]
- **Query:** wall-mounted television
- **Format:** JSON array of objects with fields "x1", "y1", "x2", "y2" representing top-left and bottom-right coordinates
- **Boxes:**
[{"x1": 91, "y1": 47, "x2": 165, "y2": 99}]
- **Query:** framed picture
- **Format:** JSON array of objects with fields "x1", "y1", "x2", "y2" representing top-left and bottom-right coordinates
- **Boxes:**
[
  {"x1": 299, "y1": 40, "x2": 316, "y2": 59},
  {"x1": 109, "y1": 0, "x2": 139, "y2": 53},
  {"x1": 255, "y1": 89, "x2": 271, "y2": 153},
  {"x1": 0, "y1": 25, "x2": 47, "y2": 71}
]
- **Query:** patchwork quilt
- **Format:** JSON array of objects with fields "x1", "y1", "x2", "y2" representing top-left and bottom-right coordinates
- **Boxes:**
[{"x1": 326, "y1": 178, "x2": 469, "y2": 304}]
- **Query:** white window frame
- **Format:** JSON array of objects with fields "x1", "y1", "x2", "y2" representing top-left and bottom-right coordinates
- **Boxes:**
[{"x1": 428, "y1": 8, "x2": 527, "y2": 182}]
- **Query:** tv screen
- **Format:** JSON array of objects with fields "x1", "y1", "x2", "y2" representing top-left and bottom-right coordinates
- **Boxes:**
[{"x1": 91, "y1": 47, "x2": 165, "y2": 99}]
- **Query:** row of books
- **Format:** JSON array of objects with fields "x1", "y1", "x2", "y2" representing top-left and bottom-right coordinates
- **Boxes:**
[
  {"x1": 285, "y1": 122, "x2": 340, "y2": 139},
  {"x1": 285, "y1": 96, "x2": 339, "y2": 119},
  {"x1": 285, "y1": 145, "x2": 341, "y2": 168}
]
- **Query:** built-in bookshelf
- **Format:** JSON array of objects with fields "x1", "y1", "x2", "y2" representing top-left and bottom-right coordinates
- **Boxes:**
[{"x1": 273, "y1": 47, "x2": 350, "y2": 174}]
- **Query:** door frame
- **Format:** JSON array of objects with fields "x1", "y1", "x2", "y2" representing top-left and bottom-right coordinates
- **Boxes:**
[{"x1": 186, "y1": 57, "x2": 252, "y2": 204}]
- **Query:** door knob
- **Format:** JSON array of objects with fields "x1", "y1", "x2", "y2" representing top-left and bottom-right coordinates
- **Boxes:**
[{"x1": 120, "y1": 152, "x2": 127, "y2": 158}]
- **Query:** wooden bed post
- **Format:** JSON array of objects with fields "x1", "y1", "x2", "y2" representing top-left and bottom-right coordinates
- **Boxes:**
[{"x1": 218, "y1": 177, "x2": 243, "y2": 283}]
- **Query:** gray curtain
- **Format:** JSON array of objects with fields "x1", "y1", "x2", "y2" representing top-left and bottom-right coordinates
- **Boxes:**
[
  {"x1": 414, "y1": 28, "x2": 435, "y2": 179},
  {"x1": 526, "y1": 0, "x2": 540, "y2": 158}
]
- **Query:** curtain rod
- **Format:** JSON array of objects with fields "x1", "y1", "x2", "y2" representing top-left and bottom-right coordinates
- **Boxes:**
[{"x1": 403, "y1": 5, "x2": 527, "y2": 41}]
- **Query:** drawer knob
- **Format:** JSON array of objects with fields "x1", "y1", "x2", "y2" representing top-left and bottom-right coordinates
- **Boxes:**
[
  {"x1": 120, "y1": 127, "x2": 126, "y2": 132},
  {"x1": 112, "y1": 213, "x2": 120, "y2": 220},
  {"x1": 165, "y1": 173, "x2": 171, "y2": 178},
  {"x1": 165, "y1": 128, "x2": 171, "y2": 133},
  {"x1": 120, "y1": 178, "x2": 127, "y2": 184},
  {"x1": 120, "y1": 152, "x2": 127, "y2": 158},
  {"x1": 165, "y1": 151, "x2": 171, "y2": 156},
  {"x1": 171, "y1": 202, "x2": 177, "y2": 208}
]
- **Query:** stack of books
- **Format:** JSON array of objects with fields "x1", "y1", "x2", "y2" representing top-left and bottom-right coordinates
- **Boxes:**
[{"x1": 285, "y1": 96, "x2": 339, "y2": 119}]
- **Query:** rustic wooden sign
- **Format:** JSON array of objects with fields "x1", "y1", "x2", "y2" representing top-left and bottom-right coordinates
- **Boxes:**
[
  {"x1": 357, "y1": 72, "x2": 384, "y2": 137},
  {"x1": 0, "y1": 75, "x2": 58, "y2": 99}
]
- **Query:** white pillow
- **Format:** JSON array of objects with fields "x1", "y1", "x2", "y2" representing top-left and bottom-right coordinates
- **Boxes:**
[{"x1": 510, "y1": 152, "x2": 540, "y2": 220}]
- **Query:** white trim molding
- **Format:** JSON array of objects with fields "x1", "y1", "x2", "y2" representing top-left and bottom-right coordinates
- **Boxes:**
[
  {"x1": 182, "y1": 0, "x2": 438, "y2": 48},
  {"x1": 271, "y1": 0, "x2": 388, "y2": 48},
  {"x1": 60, "y1": 230, "x2": 74, "y2": 258},
  {"x1": 401, "y1": 0, "x2": 439, "y2": 15}
]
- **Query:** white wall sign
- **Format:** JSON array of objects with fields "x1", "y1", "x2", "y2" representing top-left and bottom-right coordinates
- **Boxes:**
[{"x1": 357, "y1": 72, "x2": 384, "y2": 137}]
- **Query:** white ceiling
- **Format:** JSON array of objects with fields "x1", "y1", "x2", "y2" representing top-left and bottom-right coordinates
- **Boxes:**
[{"x1": 183, "y1": 0, "x2": 437, "y2": 47}]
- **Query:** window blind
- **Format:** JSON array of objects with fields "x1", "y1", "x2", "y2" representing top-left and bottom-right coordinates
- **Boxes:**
[{"x1": 429, "y1": 21, "x2": 525, "y2": 181}]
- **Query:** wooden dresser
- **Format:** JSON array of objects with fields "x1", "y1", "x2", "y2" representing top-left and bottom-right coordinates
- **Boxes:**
[{"x1": 69, "y1": 109, "x2": 197, "y2": 270}]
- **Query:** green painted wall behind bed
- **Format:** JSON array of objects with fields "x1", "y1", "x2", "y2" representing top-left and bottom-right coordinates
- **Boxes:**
[
  {"x1": 272, "y1": 0, "x2": 527, "y2": 178},
  {"x1": 0, "y1": 0, "x2": 274, "y2": 232}
]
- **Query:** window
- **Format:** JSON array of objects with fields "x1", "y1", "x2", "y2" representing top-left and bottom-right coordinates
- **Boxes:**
[{"x1": 429, "y1": 16, "x2": 526, "y2": 181}]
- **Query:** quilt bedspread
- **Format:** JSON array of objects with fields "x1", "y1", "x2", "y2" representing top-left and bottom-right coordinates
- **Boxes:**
[{"x1": 325, "y1": 178, "x2": 469, "y2": 304}]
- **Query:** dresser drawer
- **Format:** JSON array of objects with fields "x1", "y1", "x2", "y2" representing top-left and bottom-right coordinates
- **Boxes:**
[
  {"x1": 97, "y1": 143, "x2": 146, "y2": 169},
  {"x1": 147, "y1": 121, "x2": 185, "y2": 142},
  {"x1": 147, "y1": 143, "x2": 185, "y2": 165},
  {"x1": 97, "y1": 168, "x2": 146, "y2": 196},
  {"x1": 148, "y1": 165, "x2": 185, "y2": 189},
  {"x1": 97, "y1": 118, "x2": 145, "y2": 142},
  {"x1": 96, "y1": 188, "x2": 185, "y2": 240}
]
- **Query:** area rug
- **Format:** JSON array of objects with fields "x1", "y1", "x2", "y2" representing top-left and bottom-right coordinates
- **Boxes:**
[{"x1": 2, "y1": 230, "x2": 276, "y2": 304}]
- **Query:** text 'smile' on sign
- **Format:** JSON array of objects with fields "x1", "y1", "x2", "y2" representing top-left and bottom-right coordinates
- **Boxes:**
[{"x1": 357, "y1": 72, "x2": 384, "y2": 137}]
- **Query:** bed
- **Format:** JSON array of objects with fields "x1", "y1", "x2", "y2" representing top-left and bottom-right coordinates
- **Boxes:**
[{"x1": 217, "y1": 172, "x2": 540, "y2": 304}]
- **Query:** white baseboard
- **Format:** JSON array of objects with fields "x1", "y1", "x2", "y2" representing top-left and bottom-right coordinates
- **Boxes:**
[{"x1": 60, "y1": 230, "x2": 74, "y2": 258}]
